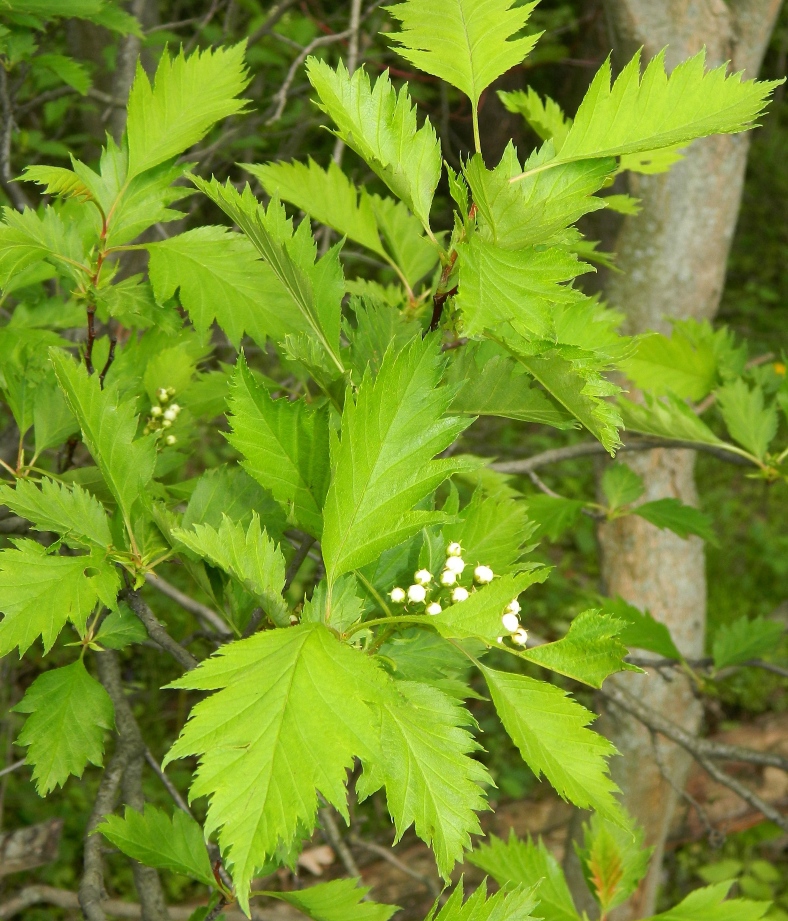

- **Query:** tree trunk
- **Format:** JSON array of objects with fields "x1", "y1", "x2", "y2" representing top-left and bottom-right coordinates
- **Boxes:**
[{"x1": 565, "y1": 2, "x2": 783, "y2": 918}]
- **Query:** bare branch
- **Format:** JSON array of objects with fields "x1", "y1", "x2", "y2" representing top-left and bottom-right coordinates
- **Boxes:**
[
  {"x1": 0, "y1": 67, "x2": 29, "y2": 210},
  {"x1": 122, "y1": 589, "x2": 198, "y2": 671},
  {"x1": 284, "y1": 534, "x2": 316, "y2": 592},
  {"x1": 349, "y1": 834, "x2": 440, "y2": 898},
  {"x1": 145, "y1": 573, "x2": 231, "y2": 636},
  {"x1": 318, "y1": 806, "x2": 362, "y2": 879},
  {"x1": 245, "y1": 0, "x2": 300, "y2": 45},
  {"x1": 0, "y1": 759, "x2": 25, "y2": 779}
]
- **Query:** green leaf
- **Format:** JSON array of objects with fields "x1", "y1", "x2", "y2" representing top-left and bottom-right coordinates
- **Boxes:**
[
  {"x1": 322, "y1": 336, "x2": 473, "y2": 584},
  {"x1": 469, "y1": 832, "x2": 580, "y2": 921},
  {"x1": 520, "y1": 610, "x2": 639, "y2": 688},
  {"x1": 633, "y1": 498, "x2": 717, "y2": 544},
  {"x1": 432, "y1": 571, "x2": 548, "y2": 643},
  {"x1": 620, "y1": 329, "x2": 717, "y2": 402},
  {"x1": 14, "y1": 659, "x2": 114, "y2": 795},
  {"x1": 603, "y1": 597, "x2": 681, "y2": 661},
  {"x1": 386, "y1": 0, "x2": 540, "y2": 148},
  {"x1": 712, "y1": 616, "x2": 785, "y2": 670},
  {"x1": 426, "y1": 879, "x2": 540, "y2": 921},
  {"x1": 246, "y1": 159, "x2": 385, "y2": 258},
  {"x1": 0, "y1": 206, "x2": 88, "y2": 287},
  {"x1": 51, "y1": 350, "x2": 157, "y2": 539},
  {"x1": 36, "y1": 53, "x2": 91, "y2": 94},
  {"x1": 716, "y1": 379, "x2": 777, "y2": 461},
  {"x1": 95, "y1": 604, "x2": 148, "y2": 650},
  {"x1": 549, "y1": 51, "x2": 782, "y2": 168},
  {"x1": 164, "y1": 625, "x2": 385, "y2": 914},
  {"x1": 227, "y1": 358, "x2": 330, "y2": 538},
  {"x1": 306, "y1": 59, "x2": 441, "y2": 232},
  {"x1": 359, "y1": 680, "x2": 490, "y2": 878},
  {"x1": 524, "y1": 494, "x2": 584, "y2": 542},
  {"x1": 33, "y1": 375, "x2": 80, "y2": 453},
  {"x1": 482, "y1": 666, "x2": 622, "y2": 822},
  {"x1": 265, "y1": 878, "x2": 397, "y2": 921},
  {"x1": 0, "y1": 478, "x2": 111, "y2": 548},
  {"x1": 0, "y1": 541, "x2": 119, "y2": 656},
  {"x1": 302, "y1": 575, "x2": 365, "y2": 634},
  {"x1": 602, "y1": 463, "x2": 644, "y2": 511},
  {"x1": 182, "y1": 465, "x2": 286, "y2": 539},
  {"x1": 173, "y1": 513, "x2": 288, "y2": 627},
  {"x1": 126, "y1": 44, "x2": 249, "y2": 178},
  {"x1": 369, "y1": 195, "x2": 439, "y2": 287},
  {"x1": 455, "y1": 490, "x2": 535, "y2": 576},
  {"x1": 345, "y1": 297, "x2": 420, "y2": 383},
  {"x1": 619, "y1": 392, "x2": 724, "y2": 446},
  {"x1": 193, "y1": 178, "x2": 345, "y2": 374},
  {"x1": 649, "y1": 881, "x2": 770, "y2": 921},
  {"x1": 147, "y1": 226, "x2": 298, "y2": 348},
  {"x1": 498, "y1": 88, "x2": 571, "y2": 150},
  {"x1": 97, "y1": 805, "x2": 215, "y2": 887},
  {"x1": 22, "y1": 165, "x2": 96, "y2": 203},
  {"x1": 578, "y1": 812, "x2": 651, "y2": 914},
  {"x1": 0, "y1": 0, "x2": 102, "y2": 16}
]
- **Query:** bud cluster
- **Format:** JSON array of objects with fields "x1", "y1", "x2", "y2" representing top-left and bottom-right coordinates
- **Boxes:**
[{"x1": 143, "y1": 386, "x2": 180, "y2": 447}]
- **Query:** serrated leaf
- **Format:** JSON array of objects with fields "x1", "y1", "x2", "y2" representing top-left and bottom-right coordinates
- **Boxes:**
[
  {"x1": 182, "y1": 465, "x2": 286, "y2": 540},
  {"x1": 426, "y1": 879, "x2": 540, "y2": 921},
  {"x1": 578, "y1": 812, "x2": 651, "y2": 914},
  {"x1": 482, "y1": 666, "x2": 622, "y2": 822},
  {"x1": 619, "y1": 392, "x2": 724, "y2": 446},
  {"x1": 620, "y1": 329, "x2": 717, "y2": 401},
  {"x1": 14, "y1": 659, "x2": 114, "y2": 795},
  {"x1": 21, "y1": 165, "x2": 96, "y2": 203},
  {"x1": 524, "y1": 494, "x2": 584, "y2": 542},
  {"x1": 712, "y1": 616, "x2": 785, "y2": 670},
  {"x1": 164, "y1": 625, "x2": 385, "y2": 914},
  {"x1": 147, "y1": 226, "x2": 298, "y2": 348},
  {"x1": 345, "y1": 297, "x2": 420, "y2": 383},
  {"x1": 174, "y1": 513, "x2": 288, "y2": 627},
  {"x1": 227, "y1": 358, "x2": 330, "y2": 538},
  {"x1": 520, "y1": 610, "x2": 639, "y2": 688},
  {"x1": 469, "y1": 832, "x2": 580, "y2": 921},
  {"x1": 97, "y1": 805, "x2": 215, "y2": 887},
  {"x1": 265, "y1": 878, "x2": 397, "y2": 921},
  {"x1": 602, "y1": 463, "x2": 644, "y2": 511},
  {"x1": 455, "y1": 491, "x2": 535, "y2": 576},
  {"x1": 0, "y1": 541, "x2": 119, "y2": 656},
  {"x1": 322, "y1": 336, "x2": 473, "y2": 584},
  {"x1": 634, "y1": 498, "x2": 716, "y2": 544},
  {"x1": 432, "y1": 571, "x2": 548, "y2": 643},
  {"x1": 95, "y1": 604, "x2": 148, "y2": 650},
  {"x1": 126, "y1": 44, "x2": 249, "y2": 178},
  {"x1": 36, "y1": 53, "x2": 91, "y2": 94},
  {"x1": 716, "y1": 379, "x2": 777, "y2": 461},
  {"x1": 0, "y1": 206, "x2": 88, "y2": 287},
  {"x1": 50, "y1": 351, "x2": 156, "y2": 540},
  {"x1": 359, "y1": 679, "x2": 490, "y2": 878},
  {"x1": 0, "y1": 478, "x2": 111, "y2": 548},
  {"x1": 649, "y1": 881, "x2": 769, "y2": 921},
  {"x1": 369, "y1": 194, "x2": 439, "y2": 287},
  {"x1": 498, "y1": 88, "x2": 571, "y2": 150},
  {"x1": 603, "y1": 597, "x2": 681, "y2": 660},
  {"x1": 306, "y1": 59, "x2": 441, "y2": 231}
]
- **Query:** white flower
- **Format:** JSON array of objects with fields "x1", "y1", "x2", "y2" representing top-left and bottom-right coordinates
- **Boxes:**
[
  {"x1": 169, "y1": 403, "x2": 181, "y2": 415},
  {"x1": 497, "y1": 636, "x2": 504, "y2": 644},
  {"x1": 440, "y1": 569, "x2": 458, "y2": 586},
  {"x1": 446, "y1": 542, "x2": 462, "y2": 557},
  {"x1": 390, "y1": 587, "x2": 406, "y2": 604},
  {"x1": 506, "y1": 599, "x2": 521, "y2": 616},
  {"x1": 426, "y1": 602, "x2": 442, "y2": 616},
  {"x1": 451, "y1": 586, "x2": 469, "y2": 603},
  {"x1": 163, "y1": 408, "x2": 178, "y2": 422},
  {"x1": 444, "y1": 555, "x2": 465, "y2": 574},
  {"x1": 407, "y1": 584, "x2": 427, "y2": 604},
  {"x1": 157, "y1": 388, "x2": 170, "y2": 403},
  {"x1": 501, "y1": 612, "x2": 520, "y2": 633},
  {"x1": 512, "y1": 627, "x2": 528, "y2": 646},
  {"x1": 165, "y1": 434, "x2": 177, "y2": 447},
  {"x1": 150, "y1": 405, "x2": 163, "y2": 418},
  {"x1": 414, "y1": 569, "x2": 432, "y2": 585},
  {"x1": 474, "y1": 564, "x2": 494, "y2": 584}
]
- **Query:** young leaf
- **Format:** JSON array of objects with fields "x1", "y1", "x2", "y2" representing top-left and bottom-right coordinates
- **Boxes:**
[
  {"x1": 359, "y1": 680, "x2": 490, "y2": 878},
  {"x1": 321, "y1": 336, "x2": 473, "y2": 584},
  {"x1": 0, "y1": 541, "x2": 119, "y2": 656},
  {"x1": 482, "y1": 666, "x2": 622, "y2": 822},
  {"x1": 712, "y1": 616, "x2": 785, "y2": 670},
  {"x1": 94, "y1": 604, "x2": 148, "y2": 650},
  {"x1": 182, "y1": 465, "x2": 286, "y2": 539},
  {"x1": 525, "y1": 494, "x2": 585, "y2": 542},
  {"x1": 265, "y1": 878, "x2": 397, "y2": 921},
  {"x1": 51, "y1": 351, "x2": 157, "y2": 539},
  {"x1": 369, "y1": 195, "x2": 439, "y2": 287},
  {"x1": 601, "y1": 463, "x2": 644, "y2": 511},
  {"x1": 147, "y1": 226, "x2": 298, "y2": 347},
  {"x1": 498, "y1": 88, "x2": 572, "y2": 150},
  {"x1": 469, "y1": 832, "x2": 580, "y2": 921},
  {"x1": 306, "y1": 60, "x2": 441, "y2": 232},
  {"x1": 14, "y1": 659, "x2": 114, "y2": 795},
  {"x1": 519, "y1": 610, "x2": 639, "y2": 688},
  {"x1": 455, "y1": 491, "x2": 535, "y2": 576},
  {"x1": 620, "y1": 330, "x2": 718, "y2": 402},
  {"x1": 649, "y1": 881, "x2": 769, "y2": 921},
  {"x1": 164, "y1": 625, "x2": 385, "y2": 914},
  {"x1": 97, "y1": 805, "x2": 215, "y2": 887},
  {"x1": 633, "y1": 498, "x2": 717, "y2": 544},
  {"x1": 302, "y1": 575, "x2": 366, "y2": 634},
  {"x1": 386, "y1": 0, "x2": 540, "y2": 149},
  {"x1": 716, "y1": 379, "x2": 777, "y2": 461},
  {"x1": 173, "y1": 513, "x2": 288, "y2": 627},
  {"x1": 22, "y1": 165, "x2": 97, "y2": 204},
  {"x1": 603, "y1": 597, "x2": 681, "y2": 661},
  {"x1": 0, "y1": 478, "x2": 112, "y2": 549},
  {"x1": 227, "y1": 358, "x2": 330, "y2": 538},
  {"x1": 577, "y1": 812, "x2": 651, "y2": 914},
  {"x1": 426, "y1": 879, "x2": 540, "y2": 921},
  {"x1": 0, "y1": 207, "x2": 88, "y2": 287},
  {"x1": 125, "y1": 44, "x2": 249, "y2": 178},
  {"x1": 36, "y1": 53, "x2": 91, "y2": 94}
]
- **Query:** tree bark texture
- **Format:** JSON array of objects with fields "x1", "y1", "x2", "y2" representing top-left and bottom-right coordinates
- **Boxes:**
[{"x1": 571, "y1": 2, "x2": 784, "y2": 918}]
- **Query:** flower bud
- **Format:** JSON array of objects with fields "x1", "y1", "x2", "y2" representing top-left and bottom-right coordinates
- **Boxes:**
[
  {"x1": 407, "y1": 584, "x2": 427, "y2": 604},
  {"x1": 512, "y1": 627, "x2": 528, "y2": 646},
  {"x1": 169, "y1": 403, "x2": 181, "y2": 415},
  {"x1": 150, "y1": 405, "x2": 163, "y2": 417},
  {"x1": 165, "y1": 434, "x2": 177, "y2": 446},
  {"x1": 157, "y1": 388, "x2": 170, "y2": 403},
  {"x1": 414, "y1": 569, "x2": 432, "y2": 586},
  {"x1": 501, "y1": 612, "x2": 520, "y2": 633},
  {"x1": 440, "y1": 569, "x2": 457, "y2": 586},
  {"x1": 161, "y1": 418, "x2": 172, "y2": 428},
  {"x1": 506, "y1": 599, "x2": 521, "y2": 615},
  {"x1": 451, "y1": 586, "x2": 469, "y2": 603},
  {"x1": 446, "y1": 542, "x2": 462, "y2": 557},
  {"x1": 163, "y1": 408, "x2": 177, "y2": 422},
  {"x1": 289, "y1": 614, "x2": 299, "y2": 625},
  {"x1": 474, "y1": 564, "x2": 494, "y2": 584},
  {"x1": 390, "y1": 587, "x2": 406, "y2": 603},
  {"x1": 426, "y1": 602, "x2": 442, "y2": 616},
  {"x1": 444, "y1": 555, "x2": 465, "y2": 574}
]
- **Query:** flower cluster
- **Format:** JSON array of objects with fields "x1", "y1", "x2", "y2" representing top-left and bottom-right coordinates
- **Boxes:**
[
  {"x1": 388, "y1": 541, "x2": 524, "y2": 644},
  {"x1": 143, "y1": 386, "x2": 180, "y2": 446}
]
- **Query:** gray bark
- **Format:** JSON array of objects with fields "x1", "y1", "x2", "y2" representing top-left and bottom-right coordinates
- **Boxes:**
[{"x1": 565, "y1": 2, "x2": 784, "y2": 918}]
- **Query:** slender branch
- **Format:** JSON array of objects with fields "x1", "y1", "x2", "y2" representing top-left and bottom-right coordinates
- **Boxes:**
[
  {"x1": 0, "y1": 66, "x2": 29, "y2": 210},
  {"x1": 0, "y1": 759, "x2": 25, "y2": 778},
  {"x1": 144, "y1": 573, "x2": 231, "y2": 636},
  {"x1": 284, "y1": 535, "x2": 316, "y2": 592},
  {"x1": 318, "y1": 806, "x2": 362, "y2": 878},
  {"x1": 145, "y1": 748, "x2": 192, "y2": 817},
  {"x1": 241, "y1": 606, "x2": 267, "y2": 639},
  {"x1": 349, "y1": 834, "x2": 440, "y2": 898},
  {"x1": 122, "y1": 589, "x2": 198, "y2": 671},
  {"x1": 245, "y1": 0, "x2": 299, "y2": 45},
  {"x1": 98, "y1": 338, "x2": 116, "y2": 390},
  {"x1": 330, "y1": 0, "x2": 363, "y2": 166},
  {"x1": 205, "y1": 898, "x2": 229, "y2": 921}
]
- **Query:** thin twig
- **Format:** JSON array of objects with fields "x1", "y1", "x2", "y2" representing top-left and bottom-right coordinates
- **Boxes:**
[
  {"x1": 122, "y1": 589, "x2": 198, "y2": 671},
  {"x1": 144, "y1": 749, "x2": 192, "y2": 817},
  {"x1": 0, "y1": 66, "x2": 29, "y2": 210},
  {"x1": 349, "y1": 834, "x2": 440, "y2": 898},
  {"x1": 284, "y1": 535, "x2": 316, "y2": 592},
  {"x1": 98, "y1": 338, "x2": 116, "y2": 389},
  {"x1": 145, "y1": 573, "x2": 231, "y2": 636},
  {"x1": 246, "y1": 0, "x2": 300, "y2": 45},
  {"x1": 319, "y1": 806, "x2": 362, "y2": 878},
  {"x1": 0, "y1": 759, "x2": 25, "y2": 778}
]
